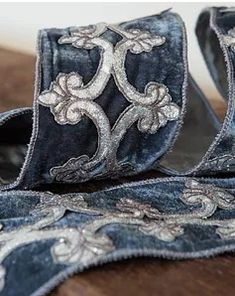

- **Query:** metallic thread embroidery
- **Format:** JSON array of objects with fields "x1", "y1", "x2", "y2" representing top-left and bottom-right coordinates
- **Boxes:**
[
  {"x1": 223, "y1": 27, "x2": 235, "y2": 52},
  {"x1": 38, "y1": 23, "x2": 180, "y2": 182},
  {"x1": 203, "y1": 154, "x2": 235, "y2": 172},
  {"x1": 202, "y1": 141, "x2": 235, "y2": 173},
  {"x1": 1, "y1": 180, "x2": 235, "y2": 290},
  {"x1": 201, "y1": 28, "x2": 235, "y2": 174}
]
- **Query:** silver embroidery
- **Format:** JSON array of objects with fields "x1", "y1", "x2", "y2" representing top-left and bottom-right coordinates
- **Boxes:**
[
  {"x1": 1, "y1": 180, "x2": 235, "y2": 290},
  {"x1": 202, "y1": 141, "x2": 235, "y2": 172},
  {"x1": 223, "y1": 27, "x2": 235, "y2": 52},
  {"x1": 38, "y1": 23, "x2": 180, "y2": 182},
  {"x1": 203, "y1": 154, "x2": 235, "y2": 172}
]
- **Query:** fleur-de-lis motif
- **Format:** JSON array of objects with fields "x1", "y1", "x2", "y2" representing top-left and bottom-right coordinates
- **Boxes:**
[
  {"x1": 139, "y1": 221, "x2": 184, "y2": 242},
  {"x1": 59, "y1": 23, "x2": 107, "y2": 49},
  {"x1": 112, "y1": 27, "x2": 166, "y2": 54},
  {"x1": 216, "y1": 220, "x2": 235, "y2": 240},
  {"x1": 116, "y1": 198, "x2": 160, "y2": 218},
  {"x1": 51, "y1": 228, "x2": 114, "y2": 264},
  {"x1": 182, "y1": 179, "x2": 235, "y2": 214},
  {"x1": 1, "y1": 180, "x2": 235, "y2": 292},
  {"x1": 32, "y1": 192, "x2": 90, "y2": 215},
  {"x1": 38, "y1": 73, "x2": 84, "y2": 124},
  {"x1": 136, "y1": 84, "x2": 180, "y2": 133},
  {"x1": 38, "y1": 22, "x2": 180, "y2": 182},
  {"x1": 50, "y1": 155, "x2": 92, "y2": 182}
]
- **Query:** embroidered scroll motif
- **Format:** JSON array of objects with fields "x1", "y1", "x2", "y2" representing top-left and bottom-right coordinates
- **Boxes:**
[
  {"x1": 223, "y1": 27, "x2": 235, "y2": 52},
  {"x1": 203, "y1": 154, "x2": 235, "y2": 172},
  {"x1": 202, "y1": 141, "x2": 235, "y2": 173},
  {"x1": 1, "y1": 180, "x2": 235, "y2": 290},
  {"x1": 38, "y1": 23, "x2": 180, "y2": 182}
]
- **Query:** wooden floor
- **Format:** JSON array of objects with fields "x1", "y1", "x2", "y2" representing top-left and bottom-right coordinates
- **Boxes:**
[{"x1": 1, "y1": 47, "x2": 235, "y2": 296}]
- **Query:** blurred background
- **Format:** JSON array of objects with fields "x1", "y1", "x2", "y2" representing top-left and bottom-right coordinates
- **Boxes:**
[{"x1": 0, "y1": 2, "x2": 234, "y2": 102}]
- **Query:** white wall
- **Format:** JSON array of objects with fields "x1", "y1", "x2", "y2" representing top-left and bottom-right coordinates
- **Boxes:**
[{"x1": 0, "y1": 2, "x2": 234, "y2": 99}]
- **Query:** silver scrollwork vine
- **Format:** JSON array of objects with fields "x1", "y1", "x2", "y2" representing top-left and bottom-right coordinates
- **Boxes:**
[
  {"x1": 1, "y1": 180, "x2": 235, "y2": 291},
  {"x1": 38, "y1": 22, "x2": 180, "y2": 182}
]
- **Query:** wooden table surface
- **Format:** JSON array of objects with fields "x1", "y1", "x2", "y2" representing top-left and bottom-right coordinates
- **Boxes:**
[{"x1": 1, "y1": 47, "x2": 234, "y2": 296}]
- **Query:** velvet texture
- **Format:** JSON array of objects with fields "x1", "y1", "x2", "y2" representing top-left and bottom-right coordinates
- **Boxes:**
[
  {"x1": 1, "y1": 6, "x2": 235, "y2": 296},
  {"x1": 194, "y1": 7, "x2": 235, "y2": 174},
  {"x1": 2, "y1": 177, "x2": 235, "y2": 296},
  {"x1": 17, "y1": 10, "x2": 186, "y2": 188}
]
